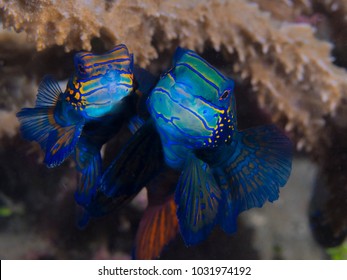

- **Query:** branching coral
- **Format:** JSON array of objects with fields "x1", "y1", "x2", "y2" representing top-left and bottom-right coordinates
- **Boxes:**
[
  {"x1": 0, "y1": 26, "x2": 37, "y2": 138},
  {"x1": 1, "y1": 0, "x2": 347, "y2": 152}
]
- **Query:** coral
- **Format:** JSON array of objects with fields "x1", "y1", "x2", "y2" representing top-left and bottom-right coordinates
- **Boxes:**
[
  {"x1": 0, "y1": 26, "x2": 37, "y2": 138},
  {"x1": 1, "y1": 0, "x2": 347, "y2": 153},
  {"x1": 254, "y1": 0, "x2": 312, "y2": 21}
]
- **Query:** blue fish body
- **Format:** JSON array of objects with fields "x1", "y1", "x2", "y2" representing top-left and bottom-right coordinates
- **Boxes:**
[
  {"x1": 17, "y1": 45, "x2": 136, "y2": 205},
  {"x1": 147, "y1": 47, "x2": 293, "y2": 245}
]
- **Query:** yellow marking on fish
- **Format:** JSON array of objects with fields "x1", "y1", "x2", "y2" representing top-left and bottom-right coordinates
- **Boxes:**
[
  {"x1": 75, "y1": 92, "x2": 80, "y2": 100},
  {"x1": 220, "y1": 123, "x2": 224, "y2": 127},
  {"x1": 120, "y1": 72, "x2": 133, "y2": 81},
  {"x1": 208, "y1": 139, "x2": 212, "y2": 143},
  {"x1": 83, "y1": 55, "x2": 130, "y2": 68},
  {"x1": 197, "y1": 99, "x2": 225, "y2": 114},
  {"x1": 167, "y1": 72, "x2": 175, "y2": 83}
]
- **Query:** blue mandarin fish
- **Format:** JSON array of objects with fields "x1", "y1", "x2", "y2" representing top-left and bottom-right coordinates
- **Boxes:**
[
  {"x1": 16, "y1": 44, "x2": 137, "y2": 206},
  {"x1": 146, "y1": 47, "x2": 293, "y2": 246},
  {"x1": 82, "y1": 47, "x2": 292, "y2": 258},
  {"x1": 75, "y1": 66, "x2": 159, "y2": 227}
]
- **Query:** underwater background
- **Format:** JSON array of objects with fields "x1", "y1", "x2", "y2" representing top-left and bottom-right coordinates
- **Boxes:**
[{"x1": 0, "y1": 0, "x2": 347, "y2": 259}]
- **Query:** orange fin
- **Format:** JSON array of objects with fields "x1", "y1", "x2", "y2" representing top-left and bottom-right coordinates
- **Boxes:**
[{"x1": 133, "y1": 196, "x2": 178, "y2": 260}]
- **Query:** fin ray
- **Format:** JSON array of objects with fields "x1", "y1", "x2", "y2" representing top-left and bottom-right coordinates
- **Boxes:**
[
  {"x1": 16, "y1": 107, "x2": 55, "y2": 150},
  {"x1": 73, "y1": 137, "x2": 102, "y2": 206},
  {"x1": 133, "y1": 196, "x2": 178, "y2": 260},
  {"x1": 35, "y1": 75, "x2": 62, "y2": 107},
  {"x1": 175, "y1": 155, "x2": 221, "y2": 246},
  {"x1": 44, "y1": 121, "x2": 84, "y2": 167},
  {"x1": 98, "y1": 120, "x2": 163, "y2": 209},
  {"x1": 214, "y1": 125, "x2": 292, "y2": 233}
]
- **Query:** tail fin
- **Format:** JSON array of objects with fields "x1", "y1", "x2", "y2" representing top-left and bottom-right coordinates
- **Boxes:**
[
  {"x1": 133, "y1": 196, "x2": 178, "y2": 260},
  {"x1": 211, "y1": 125, "x2": 292, "y2": 233}
]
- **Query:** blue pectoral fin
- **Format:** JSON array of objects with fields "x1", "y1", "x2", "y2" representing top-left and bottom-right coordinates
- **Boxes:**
[
  {"x1": 73, "y1": 137, "x2": 102, "y2": 206},
  {"x1": 44, "y1": 121, "x2": 84, "y2": 168},
  {"x1": 214, "y1": 125, "x2": 293, "y2": 234},
  {"x1": 175, "y1": 155, "x2": 221, "y2": 246},
  {"x1": 99, "y1": 119, "x2": 164, "y2": 209},
  {"x1": 127, "y1": 116, "x2": 145, "y2": 134}
]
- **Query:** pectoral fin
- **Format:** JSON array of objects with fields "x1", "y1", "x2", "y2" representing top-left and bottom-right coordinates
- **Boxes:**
[
  {"x1": 99, "y1": 119, "x2": 164, "y2": 208},
  {"x1": 44, "y1": 121, "x2": 84, "y2": 168},
  {"x1": 73, "y1": 137, "x2": 102, "y2": 206}
]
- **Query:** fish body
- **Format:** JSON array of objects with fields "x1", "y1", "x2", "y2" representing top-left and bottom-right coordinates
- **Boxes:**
[
  {"x1": 17, "y1": 45, "x2": 136, "y2": 205},
  {"x1": 147, "y1": 47, "x2": 293, "y2": 246}
]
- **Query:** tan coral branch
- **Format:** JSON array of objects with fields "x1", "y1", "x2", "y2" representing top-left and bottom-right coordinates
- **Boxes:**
[{"x1": 1, "y1": 0, "x2": 347, "y2": 154}]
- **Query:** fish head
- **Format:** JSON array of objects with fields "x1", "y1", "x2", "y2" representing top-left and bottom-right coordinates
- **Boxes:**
[
  {"x1": 148, "y1": 47, "x2": 236, "y2": 149},
  {"x1": 64, "y1": 44, "x2": 134, "y2": 118}
]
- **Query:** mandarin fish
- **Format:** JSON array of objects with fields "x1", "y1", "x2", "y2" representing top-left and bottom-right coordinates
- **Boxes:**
[
  {"x1": 16, "y1": 44, "x2": 137, "y2": 206},
  {"x1": 75, "y1": 67, "x2": 158, "y2": 227},
  {"x1": 146, "y1": 47, "x2": 293, "y2": 246},
  {"x1": 87, "y1": 47, "x2": 292, "y2": 258}
]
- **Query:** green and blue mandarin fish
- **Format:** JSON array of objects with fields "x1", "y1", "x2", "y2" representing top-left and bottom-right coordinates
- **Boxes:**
[
  {"x1": 74, "y1": 66, "x2": 159, "y2": 228},
  {"x1": 74, "y1": 47, "x2": 292, "y2": 258},
  {"x1": 16, "y1": 44, "x2": 135, "y2": 205},
  {"x1": 147, "y1": 47, "x2": 293, "y2": 246}
]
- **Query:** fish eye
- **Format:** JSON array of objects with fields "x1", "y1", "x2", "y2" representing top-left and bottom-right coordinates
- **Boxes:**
[
  {"x1": 78, "y1": 64, "x2": 86, "y2": 74},
  {"x1": 219, "y1": 90, "x2": 230, "y2": 100}
]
